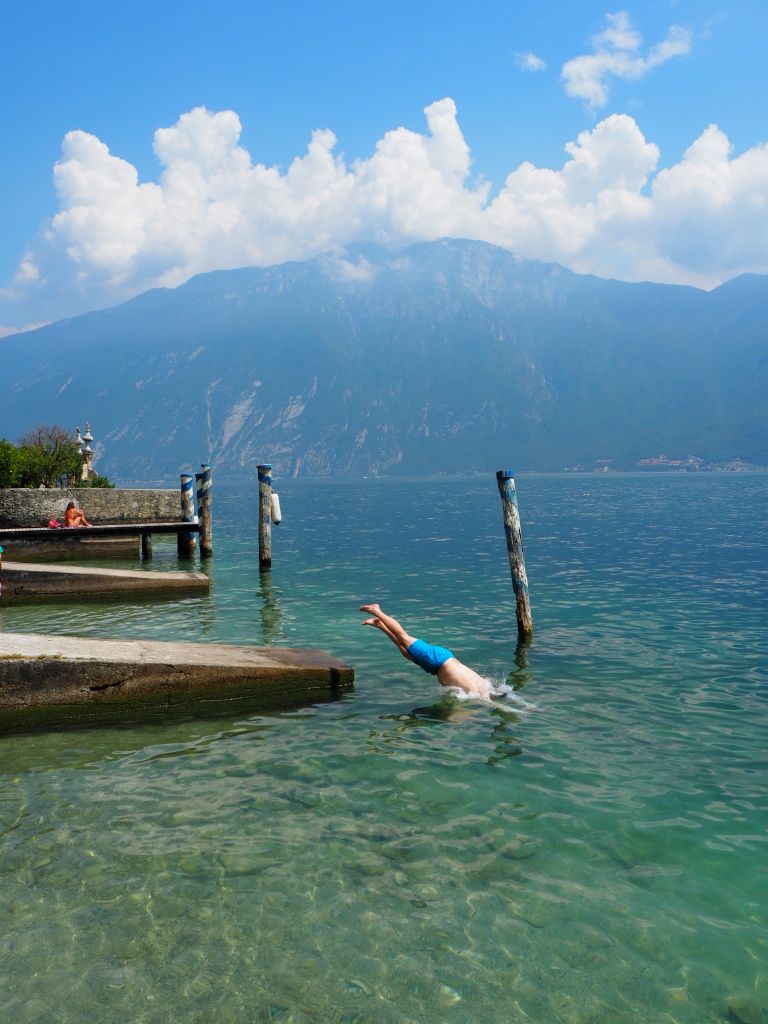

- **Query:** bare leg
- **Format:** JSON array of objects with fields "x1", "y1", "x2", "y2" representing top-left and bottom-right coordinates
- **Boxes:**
[
  {"x1": 359, "y1": 604, "x2": 417, "y2": 649},
  {"x1": 362, "y1": 617, "x2": 414, "y2": 661}
]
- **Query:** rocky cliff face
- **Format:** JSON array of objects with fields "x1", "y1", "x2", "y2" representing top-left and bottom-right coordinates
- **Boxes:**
[{"x1": 1, "y1": 239, "x2": 766, "y2": 478}]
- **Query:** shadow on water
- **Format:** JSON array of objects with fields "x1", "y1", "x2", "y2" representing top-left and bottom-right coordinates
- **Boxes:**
[
  {"x1": 0, "y1": 688, "x2": 351, "y2": 748},
  {"x1": 257, "y1": 568, "x2": 284, "y2": 644},
  {"x1": 0, "y1": 690, "x2": 361, "y2": 776},
  {"x1": 506, "y1": 637, "x2": 532, "y2": 691},
  {"x1": 487, "y1": 705, "x2": 525, "y2": 765},
  {"x1": 369, "y1": 694, "x2": 526, "y2": 768}
]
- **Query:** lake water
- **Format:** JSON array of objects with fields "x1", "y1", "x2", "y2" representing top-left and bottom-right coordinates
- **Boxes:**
[{"x1": 0, "y1": 474, "x2": 766, "y2": 1023}]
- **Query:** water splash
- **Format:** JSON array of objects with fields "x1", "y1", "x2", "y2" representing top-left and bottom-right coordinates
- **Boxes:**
[{"x1": 441, "y1": 677, "x2": 538, "y2": 711}]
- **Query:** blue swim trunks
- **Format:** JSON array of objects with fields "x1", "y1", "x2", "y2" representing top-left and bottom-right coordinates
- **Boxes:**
[{"x1": 407, "y1": 639, "x2": 455, "y2": 675}]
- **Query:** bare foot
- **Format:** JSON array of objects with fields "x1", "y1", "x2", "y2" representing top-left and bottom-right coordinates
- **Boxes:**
[
  {"x1": 361, "y1": 618, "x2": 379, "y2": 627},
  {"x1": 359, "y1": 603, "x2": 381, "y2": 616}
]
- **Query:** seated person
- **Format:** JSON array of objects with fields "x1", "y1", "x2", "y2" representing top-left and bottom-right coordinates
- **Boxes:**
[{"x1": 64, "y1": 501, "x2": 92, "y2": 528}]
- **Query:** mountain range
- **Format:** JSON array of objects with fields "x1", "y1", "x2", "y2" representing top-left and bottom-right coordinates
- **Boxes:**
[{"x1": 1, "y1": 239, "x2": 766, "y2": 479}]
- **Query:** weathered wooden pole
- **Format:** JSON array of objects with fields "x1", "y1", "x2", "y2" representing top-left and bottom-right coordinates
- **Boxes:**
[
  {"x1": 257, "y1": 463, "x2": 272, "y2": 570},
  {"x1": 140, "y1": 530, "x2": 153, "y2": 560},
  {"x1": 496, "y1": 469, "x2": 533, "y2": 641},
  {"x1": 196, "y1": 464, "x2": 213, "y2": 558},
  {"x1": 177, "y1": 473, "x2": 196, "y2": 558}
]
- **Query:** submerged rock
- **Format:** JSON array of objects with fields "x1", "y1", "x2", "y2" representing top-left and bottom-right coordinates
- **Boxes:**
[
  {"x1": 726, "y1": 994, "x2": 768, "y2": 1024},
  {"x1": 345, "y1": 978, "x2": 374, "y2": 997}
]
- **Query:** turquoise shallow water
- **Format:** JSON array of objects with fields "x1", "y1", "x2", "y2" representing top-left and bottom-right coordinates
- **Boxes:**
[{"x1": 0, "y1": 474, "x2": 766, "y2": 1023}]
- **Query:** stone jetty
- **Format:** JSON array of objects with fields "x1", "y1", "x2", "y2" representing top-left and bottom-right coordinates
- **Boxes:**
[
  {"x1": 0, "y1": 561, "x2": 209, "y2": 603},
  {"x1": 0, "y1": 632, "x2": 354, "y2": 728}
]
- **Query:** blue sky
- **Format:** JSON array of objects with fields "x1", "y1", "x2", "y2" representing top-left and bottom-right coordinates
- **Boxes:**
[{"x1": 2, "y1": 0, "x2": 767, "y2": 331}]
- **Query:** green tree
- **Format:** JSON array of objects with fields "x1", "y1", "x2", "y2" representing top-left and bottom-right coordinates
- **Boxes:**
[
  {"x1": 0, "y1": 439, "x2": 20, "y2": 487},
  {"x1": 88, "y1": 474, "x2": 115, "y2": 489},
  {"x1": 16, "y1": 426, "x2": 83, "y2": 488},
  {"x1": 14, "y1": 445, "x2": 46, "y2": 487}
]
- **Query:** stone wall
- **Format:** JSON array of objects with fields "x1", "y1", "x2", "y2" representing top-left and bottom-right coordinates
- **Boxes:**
[{"x1": 0, "y1": 488, "x2": 180, "y2": 527}]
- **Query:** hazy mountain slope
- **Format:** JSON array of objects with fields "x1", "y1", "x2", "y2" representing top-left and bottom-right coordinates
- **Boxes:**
[{"x1": 1, "y1": 239, "x2": 765, "y2": 479}]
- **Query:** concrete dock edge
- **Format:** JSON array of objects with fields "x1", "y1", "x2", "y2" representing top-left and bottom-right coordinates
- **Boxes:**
[
  {"x1": 0, "y1": 561, "x2": 210, "y2": 603},
  {"x1": 0, "y1": 631, "x2": 354, "y2": 729}
]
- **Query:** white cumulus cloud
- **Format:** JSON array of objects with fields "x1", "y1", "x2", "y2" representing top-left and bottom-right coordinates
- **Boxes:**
[
  {"x1": 515, "y1": 52, "x2": 547, "y2": 72},
  {"x1": 562, "y1": 11, "x2": 692, "y2": 109},
  {"x1": 5, "y1": 95, "x2": 768, "y2": 326},
  {"x1": 0, "y1": 252, "x2": 41, "y2": 301},
  {"x1": 0, "y1": 321, "x2": 48, "y2": 338}
]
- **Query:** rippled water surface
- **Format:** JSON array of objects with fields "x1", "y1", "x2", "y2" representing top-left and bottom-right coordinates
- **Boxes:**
[{"x1": 1, "y1": 474, "x2": 766, "y2": 1023}]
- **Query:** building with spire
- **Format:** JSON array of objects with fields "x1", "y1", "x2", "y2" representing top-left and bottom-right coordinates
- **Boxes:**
[{"x1": 75, "y1": 422, "x2": 97, "y2": 482}]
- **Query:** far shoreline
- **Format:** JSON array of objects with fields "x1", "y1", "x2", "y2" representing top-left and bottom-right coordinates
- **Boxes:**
[{"x1": 112, "y1": 467, "x2": 768, "y2": 489}]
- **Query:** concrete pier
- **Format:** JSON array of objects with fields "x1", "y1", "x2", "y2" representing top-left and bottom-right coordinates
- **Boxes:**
[
  {"x1": 0, "y1": 561, "x2": 210, "y2": 603},
  {"x1": 2, "y1": 535, "x2": 141, "y2": 560},
  {"x1": 0, "y1": 489, "x2": 189, "y2": 560},
  {"x1": 0, "y1": 632, "x2": 354, "y2": 727}
]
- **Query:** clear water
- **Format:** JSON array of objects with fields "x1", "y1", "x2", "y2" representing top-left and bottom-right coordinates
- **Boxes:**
[{"x1": 0, "y1": 474, "x2": 766, "y2": 1023}]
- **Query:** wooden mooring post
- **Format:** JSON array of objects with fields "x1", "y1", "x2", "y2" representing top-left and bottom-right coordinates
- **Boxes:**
[
  {"x1": 196, "y1": 464, "x2": 213, "y2": 558},
  {"x1": 496, "y1": 470, "x2": 533, "y2": 641},
  {"x1": 257, "y1": 464, "x2": 272, "y2": 570},
  {"x1": 178, "y1": 473, "x2": 197, "y2": 558}
]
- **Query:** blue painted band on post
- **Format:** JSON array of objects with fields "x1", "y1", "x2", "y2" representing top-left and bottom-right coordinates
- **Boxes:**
[
  {"x1": 496, "y1": 469, "x2": 515, "y2": 480},
  {"x1": 501, "y1": 485, "x2": 520, "y2": 508},
  {"x1": 180, "y1": 475, "x2": 196, "y2": 521}
]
